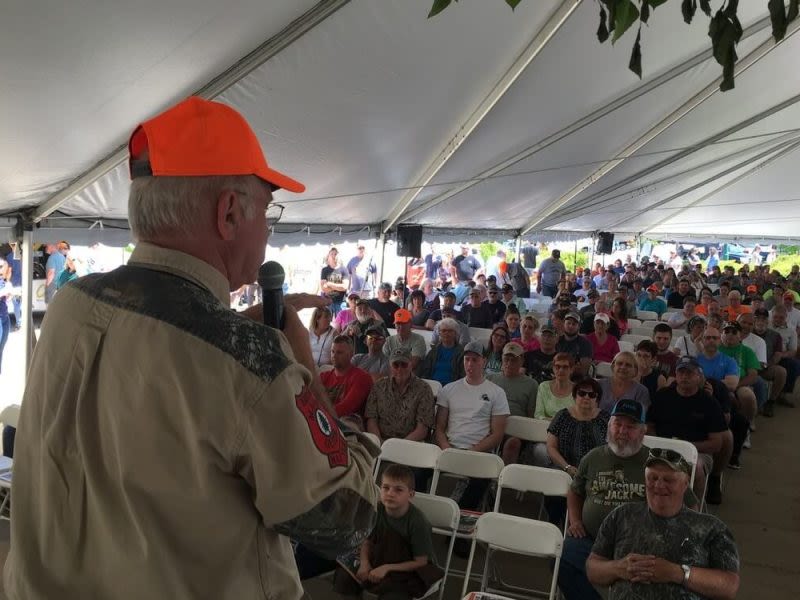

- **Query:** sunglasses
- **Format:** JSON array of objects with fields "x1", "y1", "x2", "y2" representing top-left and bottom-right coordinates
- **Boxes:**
[
  {"x1": 648, "y1": 448, "x2": 684, "y2": 463},
  {"x1": 576, "y1": 389, "x2": 598, "y2": 399}
]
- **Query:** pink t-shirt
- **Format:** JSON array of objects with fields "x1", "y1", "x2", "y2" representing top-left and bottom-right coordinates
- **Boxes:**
[
  {"x1": 587, "y1": 332, "x2": 620, "y2": 363},
  {"x1": 333, "y1": 308, "x2": 356, "y2": 331}
]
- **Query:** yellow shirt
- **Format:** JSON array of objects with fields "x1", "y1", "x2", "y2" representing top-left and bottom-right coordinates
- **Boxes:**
[{"x1": 4, "y1": 243, "x2": 378, "y2": 600}]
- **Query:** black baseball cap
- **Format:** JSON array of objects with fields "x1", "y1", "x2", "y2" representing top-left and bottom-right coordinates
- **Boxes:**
[
  {"x1": 610, "y1": 399, "x2": 645, "y2": 423},
  {"x1": 646, "y1": 448, "x2": 692, "y2": 476},
  {"x1": 722, "y1": 321, "x2": 742, "y2": 332},
  {"x1": 676, "y1": 356, "x2": 701, "y2": 372}
]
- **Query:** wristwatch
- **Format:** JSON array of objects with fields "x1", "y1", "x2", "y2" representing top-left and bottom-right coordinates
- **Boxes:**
[{"x1": 681, "y1": 564, "x2": 692, "y2": 587}]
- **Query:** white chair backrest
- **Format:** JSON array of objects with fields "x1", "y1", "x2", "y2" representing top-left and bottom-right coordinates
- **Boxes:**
[
  {"x1": 618, "y1": 340, "x2": 634, "y2": 353},
  {"x1": 417, "y1": 329, "x2": 434, "y2": 346},
  {"x1": 641, "y1": 320, "x2": 660, "y2": 329},
  {"x1": 644, "y1": 435, "x2": 698, "y2": 486},
  {"x1": 496, "y1": 464, "x2": 571, "y2": 499},
  {"x1": 621, "y1": 334, "x2": 649, "y2": 346},
  {"x1": 626, "y1": 318, "x2": 642, "y2": 327},
  {"x1": 672, "y1": 328, "x2": 686, "y2": 337},
  {"x1": 412, "y1": 492, "x2": 460, "y2": 531},
  {"x1": 468, "y1": 327, "x2": 492, "y2": 349},
  {"x1": 317, "y1": 364, "x2": 334, "y2": 373},
  {"x1": 630, "y1": 326, "x2": 656, "y2": 337},
  {"x1": 475, "y1": 512, "x2": 563, "y2": 558},
  {"x1": 504, "y1": 416, "x2": 549, "y2": 443},
  {"x1": 378, "y1": 439, "x2": 442, "y2": 471},
  {"x1": 423, "y1": 378, "x2": 442, "y2": 398},
  {"x1": 434, "y1": 448, "x2": 504, "y2": 481},
  {"x1": 595, "y1": 362, "x2": 613, "y2": 378},
  {"x1": 0, "y1": 405, "x2": 20, "y2": 429},
  {"x1": 637, "y1": 310, "x2": 659, "y2": 321}
]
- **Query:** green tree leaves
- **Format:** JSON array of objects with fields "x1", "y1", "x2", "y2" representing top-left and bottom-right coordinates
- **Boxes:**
[
  {"x1": 428, "y1": 0, "x2": 454, "y2": 19},
  {"x1": 613, "y1": 0, "x2": 640, "y2": 42}
]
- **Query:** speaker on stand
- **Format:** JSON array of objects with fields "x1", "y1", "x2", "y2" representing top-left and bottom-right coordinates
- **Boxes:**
[
  {"x1": 396, "y1": 225, "x2": 423, "y2": 258},
  {"x1": 597, "y1": 232, "x2": 614, "y2": 255}
]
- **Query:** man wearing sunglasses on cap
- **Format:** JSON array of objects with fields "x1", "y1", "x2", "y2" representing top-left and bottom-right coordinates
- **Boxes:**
[
  {"x1": 559, "y1": 399, "x2": 698, "y2": 600},
  {"x1": 5, "y1": 97, "x2": 378, "y2": 600},
  {"x1": 587, "y1": 448, "x2": 740, "y2": 600}
]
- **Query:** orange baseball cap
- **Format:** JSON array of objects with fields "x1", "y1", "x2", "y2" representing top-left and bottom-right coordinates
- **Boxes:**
[
  {"x1": 394, "y1": 308, "x2": 413, "y2": 324},
  {"x1": 128, "y1": 96, "x2": 305, "y2": 193}
]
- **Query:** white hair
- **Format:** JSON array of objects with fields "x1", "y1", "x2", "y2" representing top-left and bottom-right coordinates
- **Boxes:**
[
  {"x1": 128, "y1": 175, "x2": 269, "y2": 240},
  {"x1": 438, "y1": 317, "x2": 460, "y2": 332}
]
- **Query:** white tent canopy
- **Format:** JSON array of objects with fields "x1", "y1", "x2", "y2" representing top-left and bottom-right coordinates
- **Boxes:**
[{"x1": 2, "y1": 0, "x2": 800, "y2": 245}]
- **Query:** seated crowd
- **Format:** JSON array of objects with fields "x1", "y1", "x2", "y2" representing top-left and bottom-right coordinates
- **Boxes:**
[{"x1": 302, "y1": 249, "x2": 800, "y2": 599}]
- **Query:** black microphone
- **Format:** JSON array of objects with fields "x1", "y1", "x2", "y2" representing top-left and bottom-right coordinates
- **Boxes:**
[{"x1": 258, "y1": 261, "x2": 285, "y2": 330}]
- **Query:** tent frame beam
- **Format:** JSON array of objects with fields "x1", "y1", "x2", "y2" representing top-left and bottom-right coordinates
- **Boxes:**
[
  {"x1": 28, "y1": 0, "x2": 351, "y2": 224},
  {"x1": 399, "y1": 12, "x2": 775, "y2": 224},
  {"x1": 519, "y1": 17, "x2": 800, "y2": 237},
  {"x1": 379, "y1": 0, "x2": 582, "y2": 234}
]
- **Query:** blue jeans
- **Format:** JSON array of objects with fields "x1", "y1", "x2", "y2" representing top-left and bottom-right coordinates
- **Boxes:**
[
  {"x1": 780, "y1": 357, "x2": 800, "y2": 392},
  {"x1": 557, "y1": 535, "x2": 601, "y2": 600},
  {"x1": 0, "y1": 313, "x2": 9, "y2": 374},
  {"x1": 752, "y1": 376, "x2": 768, "y2": 408}
]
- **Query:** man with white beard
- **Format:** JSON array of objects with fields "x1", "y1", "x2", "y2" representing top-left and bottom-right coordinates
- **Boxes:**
[
  {"x1": 345, "y1": 299, "x2": 389, "y2": 354},
  {"x1": 558, "y1": 400, "x2": 698, "y2": 600}
]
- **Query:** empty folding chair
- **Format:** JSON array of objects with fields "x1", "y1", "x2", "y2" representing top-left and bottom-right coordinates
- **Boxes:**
[
  {"x1": 626, "y1": 318, "x2": 642, "y2": 327},
  {"x1": 461, "y1": 512, "x2": 563, "y2": 600},
  {"x1": 0, "y1": 404, "x2": 19, "y2": 520},
  {"x1": 374, "y1": 438, "x2": 442, "y2": 483},
  {"x1": 621, "y1": 334, "x2": 649, "y2": 346},
  {"x1": 504, "y1": 416, "x2": 549, "y2": 444},
  {"x1": 411, "y1": 492, "x2": 460, "y2": 600},
  {"x1": 430, "y1": 449, "x2": 505, "y2": 509},
  {"x1": 493, "y1": 464, "x2": 572, "y2": 531},
  {"x1": 636, "y1": 310, "x2": 659, "y2": 321},
  {"x1": 617, "y1": 340, "x2": 634, "y2": 353}
]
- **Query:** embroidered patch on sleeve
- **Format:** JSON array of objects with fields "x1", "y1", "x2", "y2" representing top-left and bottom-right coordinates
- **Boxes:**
[{"x1": 295, "y1": 387, "x2": 349, "y2": 468}]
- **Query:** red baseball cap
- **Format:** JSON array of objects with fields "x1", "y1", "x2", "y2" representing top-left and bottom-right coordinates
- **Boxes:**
[
  {"x1": 394, "y1": 308, "x2": 413, "y2": 324},
  {"x1": 128, "y1": 96, "x2": 305, "y2": 193}
]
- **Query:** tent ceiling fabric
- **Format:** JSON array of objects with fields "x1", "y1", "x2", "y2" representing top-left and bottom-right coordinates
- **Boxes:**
[{"x1": 2, "y1": 0, "x2": 799, "y2": 243}]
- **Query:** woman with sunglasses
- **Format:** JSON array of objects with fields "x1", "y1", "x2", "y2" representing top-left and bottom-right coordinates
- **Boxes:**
[
  {"x1": 598, "y1": 351, "x2": 650, "y2": 413},
  {"x1": 534, "y1": 352, "x2": 575, "y2": 419},
  {"x1": 545, "y1": 378, "x2": 609, "y2": 478},
  {"x1": 484, "y1": 324, "x2": 510, "y2": 374}
]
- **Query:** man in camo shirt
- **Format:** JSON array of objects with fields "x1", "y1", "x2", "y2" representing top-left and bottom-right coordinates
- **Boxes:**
[{"x1": 587, "y1": 449, "x2": 739, "y2": 599}]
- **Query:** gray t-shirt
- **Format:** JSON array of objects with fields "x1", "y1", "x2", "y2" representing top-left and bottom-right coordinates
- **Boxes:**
[
  {"x1": 571, "y1": 445, "x2": 696, "y2": 539},
  {"x1": 352, "y1": 352, "x2": 389, "y2": 377},
  {"x1": 592, "y1": 503, "x2": 739, "y2": 599},
  {"x1": 598, "y1": 378, "x2": 650, "y2": 414},
  {"x1": 486, "y1": 373, "x2": 538, "y2": 417},
  {"x1": 538, "y1": 257, "x2": 566, "y2": 287},
  {"x1": 383, "y1": 332, "x2": 427, "y2": 359}
]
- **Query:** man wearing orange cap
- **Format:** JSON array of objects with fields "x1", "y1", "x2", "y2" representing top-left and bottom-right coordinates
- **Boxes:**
[
  {"x1": 4, "y1": 97, "x2": 378, "y2": 600},
  {"x1": 383, "y1": 308, "x2": 427, "y2": 370}
]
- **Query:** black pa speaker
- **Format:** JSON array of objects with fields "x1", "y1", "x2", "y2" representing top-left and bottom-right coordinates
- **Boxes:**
[
  {"x1": 597, "y1": 232, "x2": 614, "y2": 255},
  {"x1": 396, "y1": 225, "x2": 423, "y2": 258}
]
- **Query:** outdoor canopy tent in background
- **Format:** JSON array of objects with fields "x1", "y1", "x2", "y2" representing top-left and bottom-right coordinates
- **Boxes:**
[{"x1": 3, "y1": 0, "x2": 800, "y2": 367}]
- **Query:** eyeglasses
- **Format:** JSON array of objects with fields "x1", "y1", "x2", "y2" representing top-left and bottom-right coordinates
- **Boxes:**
[
  {"x1": 391, "y1": 361, "x2": 411, "y2": 368},
  {"x1": 576, "y1": 389, "x2": 598, "y2": 399},
  {"x1": 266, "y1": 203, "x2": 285, "y2": 227}
]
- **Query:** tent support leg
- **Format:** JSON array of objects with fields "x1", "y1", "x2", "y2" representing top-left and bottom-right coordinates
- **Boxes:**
[
  {"x1": 376, "y1": 232, "x2": 387, "y2": 286},
  {"x1": 18, "y1": 219, "x2": 35, "y2": 377}
]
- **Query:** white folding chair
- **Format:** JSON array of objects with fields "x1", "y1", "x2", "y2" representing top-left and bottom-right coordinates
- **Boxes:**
[
  {"x1": 594, "y1": 361, "x2": 613, "y2": 378},
  {"x1": 418, "y1": 329, "x2": 434, "y2": 346},
  {"x1": 621, "y1": 334, "x2": 649, "y2": 346},
  {"x1": 412, "y1": 493, "x2": 460, "y2": 600},
  {"x1": 630, "y1": 326, "x2": 655, "y2": 337},
  {"x1": 430, "y1": 449, "x2": 505, "y2": 503},
  {"x1": 493, "y1": 464, "x2": 572, "y2": 531},
  {"x1": 0, "y1": 405, "x2": 20, "y2": 430},
  {"x1": 636, "y1": 310, "x2": 659, "y2": 321},
  {"x1": 374, "y1": 438, "x2": 441, "y2": 482},
  {"x1": 387, "y1": 328, "x2": 397, "y2": 337},
  {"x1": 461, "y1": 512, "x2": 563, "y2": 600},
  {"x1": 618, "y1": 340, "x2": 634, "y2": 353},
  {"x1": 626, "y1": 318, "x2": 642, "y2": 327},
  {"x1": 469, "y1": 328, "x2": 492, "y2": 350},
  {"x1": 504, "y1": 416, "x2": 549, "y2": 444},
  {"x1": 316, "y1": 364, "x2": 334, "y2": 373},
  {"x1": 423, "y1": 378, "x2": 443, "y2": 398}
]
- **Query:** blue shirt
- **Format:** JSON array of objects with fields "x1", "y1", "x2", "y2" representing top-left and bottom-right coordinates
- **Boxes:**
[
  {"x1": 707, "y1": 255, "x2": 719, "y2": 271},
  {"x1": 696, "y1": 352, "x2": 738, "y2": 381},
  {"x1": 431, "y1": 345, "x2": 455, "y2": 386},
  {"x1": 45, "y1": 252, "x2": 67, "y2": 302},
  {"x1": 637, "y1": 297, "x2": 667, "y2": 316},
  {"x1": 0, "y1": 281, "x2": 8, "y2": 318}
]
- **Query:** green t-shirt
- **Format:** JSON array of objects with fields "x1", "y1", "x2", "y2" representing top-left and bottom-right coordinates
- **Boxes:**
[
  {"x1": 571, "y1": 445, "x2": 697, "y2": 539},
  {"x1": 370, "y1": 503, "x2": 435, "y2": 562},
  {"x1": 534, "y1": 381, "x2": 574, "y2": 419},
  {"x1": 718, "y1": 343, "x2": 760, "y2": 377},
  {"x1": 486, "y1": 373, "x2": 539, "y2": 417}
]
